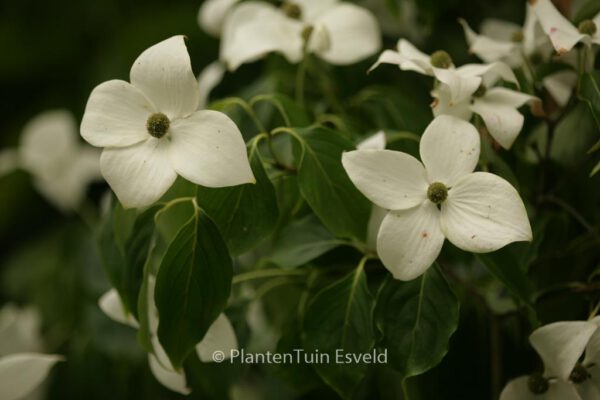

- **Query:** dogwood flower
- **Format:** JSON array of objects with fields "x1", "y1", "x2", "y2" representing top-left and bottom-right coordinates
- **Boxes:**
[
  {"x1": 342, "y1": 115, "x2": 532, "y2": 280},
  {"x1": 100, "y1": 281, "x2": 238, "y2": 395},
  {"x1": 0, "y1": 305, "x2": 63, "y2": 400},
  {"x1": 81, "y1": 36, "x2": 254, "y2": 209},
  {"x1": 198, "y1": 0, "x2": 240, "y2": 37},
  {"x1": 370, "y1": 39, "x2": 518, "y2": 104},
  {"x1": 530, "y1": 0, "x2": 600, "y2": 54},
  {"x1": 500, "y1": 318, "x2": 600, "y2": 399},
  {"x1": 432, "y1": 84, "x2": 539, "y2": 149},
  {"x1": 220, "y1": 0, "x2": 381, "y2": 71},
  {"x1": 198, "y1": 61, "x2": 226, "y2": 110},
  {"x1": 18, "y1": 110, "x2": 101, "y2": 211},
  {"x1": 459, "y1": 5, "x2": 579, "y2": 107}
]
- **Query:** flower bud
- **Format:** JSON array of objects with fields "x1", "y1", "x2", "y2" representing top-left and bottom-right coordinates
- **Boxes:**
[
  {"x1": 430, "y1": 50, "x2": 453, "y2": 69},
  {"x1": 146, "y1": 113, "x2": 170, "y2": 138},
  {"x1": 578, "y1": 20, "x2": 597, "y2": 35},
  {"x1": 427, "y1": 182, "x2": 448, "y2": 204}
]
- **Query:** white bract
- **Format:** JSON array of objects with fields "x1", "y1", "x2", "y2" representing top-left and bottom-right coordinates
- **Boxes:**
[
  {"x1": 220, "y1": 0, "x2": 381, "y2": 71},
  {"x1": 99, "y1": 281, "x2": 238, "y2": 395},
  {"x1": 7, "y1": 110, "x2": 101, "y2": 211},
  {"x1": 500, "y1": 318, "x2": 600, "y2": 400},
  {"x1": 0, "y1": 305, "x2": 63, "y2": 400},
  {"x1": 530, "y1": 0, "x2": 600, "y2": 54},
  {"x1": 342, "y1": 115, "x2": 532, "y2": 280},
  {"x1": 432, "y1": 84, "x2": 538, "y2": 149},
  {"x1": 81, "y1": 36, "x2": 254, "y2": 209},
  {"x1": 198, "y1": 0, "x2": 240, "y2": 37},
  {"x1": 370, "y1": 39, "x2": 519, "y2": 105}
]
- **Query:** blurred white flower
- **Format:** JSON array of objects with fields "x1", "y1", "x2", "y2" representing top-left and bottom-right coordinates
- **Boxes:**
[
  {"x1": 198, "y1": 0, "x2": 240, "y2": 37},
  {"x1": 459, "y1": 5, "x2": 578, "y2": 107},
  {"x1": 81, "y1": 36, "x2": 254, "y2": 209},
  {"x1": 198, "y1": 61, "x2": 227, "y2": 109},
  {"x1": 0, "y1": 305, "x2": 63, "y2": 400},
  {"x1": 342, "y1": 116, "x2": 532, "y2": 280},
  {"x1": 99, "y1": 281, "x2": 238, "y2": 395},
  {"x1": 500, "y1": 318, "x2": 600, "y2": 400},
  {"x1": 530, "y1": 0, "x2": 600, "y2": 54},
  {"x1": 220, "y1": 0, "x2": 381, "y2": 71},
  {"x1": 16, "y1": 110, "x2": 101, "y2": 211},
  {"x1": 370, "y1": 39, "x2": 518, "y2": 104},
  {"x1": 0, "y1": 150, "x2": 19, "y2": 177},
  {"x1": 432, "y1": 84, "x2": 539, "y2": 149}
]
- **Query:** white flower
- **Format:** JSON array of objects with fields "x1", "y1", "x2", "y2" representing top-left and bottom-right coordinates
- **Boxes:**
[
  {"x1": 342, "y1": 115, "x2": 532, "y2": 280},
  {"x1": 459, "y1": 5, "x2": 549, "y2": 67},
  {"x1": 220, "y1": 0, "x2": 381, "y2": 71},
  {"x1": 18, "y1": 110, "x2": 101, "y2": 211},
  {"x1": 198, "y1": 0, "x2": 240, "y2": 37},
  {"x1": 99, "y1": 282, "x2": 238, "y2": 395},
  {"x1": 530, "y1": 0, "x2": 600, "y2": 54},
  {"x1": 198, "y1": 61, "x2": 227, "y2": 110},
  {"x1": 459, "y1": 5, "x2": 579, "y2": 107},
  {"x1": 432, "y1": 84, "x2": 539, "y2": 149},
  {"x1": 81, "y1": 36, "x2": 254, "y2": 209},
  {"x1": 0, "y1": 305, "x2": 63, "y2": 400},
  {"x1": 500, "y1": 318, "x2": 600, "y2": 400},
  {"x1": 370, "y1": 39, "x2": 518, "y2": 105}
]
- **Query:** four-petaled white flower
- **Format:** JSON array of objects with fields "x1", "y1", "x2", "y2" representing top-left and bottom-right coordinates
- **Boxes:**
[
  {"x1": 81, "y1": 35, "x2": 254, "y2": 209},
  {"x1": 99, "y1": 277, "x2": 238, "y2": 395},
  {"x1": 342, "y1": 115, "x2": 532, "y2": 280},
  {"x1": 459, "y1": 6, "x2": 578, "y2": 107},
  {"x1": 432, "y1": 84, "x2": 539, "y2": 149},
  {"x1": 530, "y1": 0, "x2": 600, "y2": 54},
  {"x1": 11, "y1": 110, "x2": 101, "y2": 211},
  {"x1": 220, "y1": 0, "x2": 381, "y2": 71},
  {"x1": 500, "y1": 318, "x2": 600, "y2": 400},
  {"x1": 0, "y1": 304, "x2": 64, "y2": 400},
  {"x1": 370, "y1": 39, "x2": 519, "y2": 105}
]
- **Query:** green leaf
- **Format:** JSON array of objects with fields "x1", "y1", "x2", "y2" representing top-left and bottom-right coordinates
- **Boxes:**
[
  {"x1": 291, "y1": 126, "x2": 371, "y2": 240},
  {"x1": 196, "y1": 140, "x2": 278, "y2": 255},
  {"x1": 155, "y1": 208, "x2": 233, "y2": 369},
  {"x1": 579, "y1": 70, "x2": 600, "y2": 128},
  {"x1": 250, "y1": 93, "x2": 311, "y2": 126},
  {"x1": 374, "y1": 266, "x2": 459, "y2": 378},
  {"x1": 573, "y1": 0, "x2": 600, "y2": 25},
  {"x1": 97, "y1": 200, "x2": 158, "y2": 318},
  {"x1": 269, "y1": 214, "x2": 345, "y2": 269},
  {"x1": 477, "y1": 246, "x2": 535, "y2": 307},
  {"x1": 551, "y1": 103, "x2": 598, "y2": 166},
  {"x1": 302, "y1": 261, "x2": 375, "y2": 399}
]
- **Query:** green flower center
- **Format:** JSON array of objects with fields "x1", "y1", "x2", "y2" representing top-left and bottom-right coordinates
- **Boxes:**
[
  {"x1": 146, "y1": 113, "x2": 170, "y2": 138},
  {"x1": 570, "y1": 363, "x2": 589, "y2": 383},
  {"x1": 430, "y1": 50, "x2": 453, "y2": 69},
  {"x1": 281, "y1": 2, "x2": 302, "y2": 19},
  {"x1": 427, "y1": 182, "x2": 448, "y2": 204},
  {"x1": 578, "y1": 20, "x2": 597, "y2": 35},
  {"x1": 511, "y1": 30, "x2": 524, "y2": 43},
  {"x1": 527, "y1": 372, "x2": 549, "y2": 395}
]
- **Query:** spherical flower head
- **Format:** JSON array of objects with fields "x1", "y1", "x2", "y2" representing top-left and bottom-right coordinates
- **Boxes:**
[
  {"x1": 281, "y1": 2, "x2": 302, "y2": 19},
  {"x1": 527, "y1": 372, "x2": 549, "y2": 394},
  {"x1": 511, "y1": 30, "x2": 524, "y2": 43},
  {"x1": 146, "y1": 113, "x2": 170, "y2": 138},
  {"x1": 569, "y1": 363, "x2": 589, "y2": 383},
  {"x1": 80, "y1": 36, "x2": 255, "y2": 208},
  {"x1": 578, "y1": 20, "x2": 597, "y2": 35},
  {"x1": 427, "y1": 182, "x2": 447, "y2": 204},
  {"x1": 430, "y1": 50, "x2": 452, "y2": 69}
]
